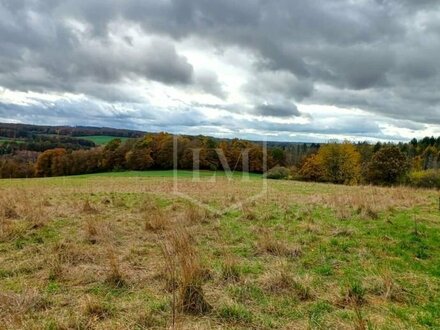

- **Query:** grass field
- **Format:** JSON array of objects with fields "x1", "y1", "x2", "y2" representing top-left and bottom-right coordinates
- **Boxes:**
[
  {"x1": 0, "y1": 174, "x2": 439, "y2": 329},
  {"x1": 0, "y1": 138, "x2": 24, "y2": 144},
  {"x1": 73, "y1": 170, "x2": 262, "y2": 179},
  {"x1": 79, "y1": 136, "x2": 131, "y2": 145}
]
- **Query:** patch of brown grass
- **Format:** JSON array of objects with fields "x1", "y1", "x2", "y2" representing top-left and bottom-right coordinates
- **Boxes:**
[
  {"x1": 221, "y1": 255, "x2": 241, "y2": 282},
  {"x1": 82, "y1": 200, "x2": 99, "y2": 214},
  {"x1": 263, "y1": 268, "x2": 313, "y2": 300},
  {"x1": 84, "y1": 217, "x2": 99, "y2": 244},
  {"x1": 241, "y1": 203, "x2": 257, "y2": 221},
  {"x1": 184, "y1": 203, "x2": 208, "y2": 224},
  {"x1": 257, "y1": 230, "x2": 302, "y2": 258},
  {"x1": 0, "y1": 289, "x2": 50, "y2": 314},
  {"x1": 144, "y1": 207, "x2": 169, "y2": 232},
  {"x1": 82, "y1": 295, "x2": 113, "y2": 320},
  {"x1": 366, "y1": 272, "x2": 408, "y2": 303}
]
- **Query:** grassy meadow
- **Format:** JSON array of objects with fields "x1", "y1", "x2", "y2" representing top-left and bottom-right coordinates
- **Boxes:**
[
  {"x1": 79, "y1": 136, "x2": 131, "y2": 145},
  {"x1": 0, "y1": 138, "x2": 25, "y2": 144},
  {"x1": 0, "y1": 172, "x2": 439, "y2": 329}
]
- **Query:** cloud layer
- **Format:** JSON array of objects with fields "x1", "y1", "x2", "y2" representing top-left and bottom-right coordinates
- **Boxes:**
[{"x1": 0, "y1": 0, "x2": 439, "y2": 141}]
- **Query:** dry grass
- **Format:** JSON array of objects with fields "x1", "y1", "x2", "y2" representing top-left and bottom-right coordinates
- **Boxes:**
[
  {"x1": 184, "y1": 203, "x2": 208, "y2": 224},
  {"x1": 144, "y1": 207, "x2": 169, "y2": 232},
  {"x1": 262, "y1": 265, "x2": 313, "y2": 301},
  {"x1": 221, "y1": 256, "x2": 241, "y2": 283},
  {"x1": 82, "y1": 295, "x2": 113, "y2": 320},
  {"x1": 105, "y1": 248, "x2": 126, "y2": 288},
  {"x1": 257, "y1": 229, "x2": 302, "y2": 258},
  {"x1": 162, "y1": 226, "x2": 212, "y2": 316},
  {"x1": 0, "y1": 175, "x2": 438, "y2": 329},
  {"x1": 0, "y1": 289, "x2": 50, "y2": 314},
  {"x1": 84, "y1": 216, "x2": 100, "y2": 244},
  {"x1": 82, "y1": 199, "x2": 99, "y2": 214}
]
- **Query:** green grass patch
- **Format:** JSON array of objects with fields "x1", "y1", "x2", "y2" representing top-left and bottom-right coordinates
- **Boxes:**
[
  {"x1": 78, "y1": 135, "x2": 131, "y2": 145},
  {"x1": 72, "y1": 170, "x2": 262, "y2": 179}
]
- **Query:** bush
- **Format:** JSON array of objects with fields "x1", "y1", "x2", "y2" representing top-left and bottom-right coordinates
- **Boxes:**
[
  {"x1": 408, "y1": 170, "x2": 440, "y2": 189},
  {"x1": 265, "y1": 166, "x2": 289, "y2": 180}
]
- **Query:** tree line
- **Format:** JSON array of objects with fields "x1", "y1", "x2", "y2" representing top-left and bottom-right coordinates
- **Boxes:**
[
  {"x1": 1, "y1": 130, "x2": 440, "y2": 188},
  {"x1": 0, "y1": 133, "x2": 280, "y2": 178},
  {"x1": 0, "y1": 123, "x2": 145, "y2": 139},
  {"x1": 280, "y1": 140, "x2": 439, "y2": 188}
]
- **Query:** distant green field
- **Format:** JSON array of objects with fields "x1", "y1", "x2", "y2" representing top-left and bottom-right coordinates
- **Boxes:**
[
  {"x1": 79, "y1": 135, "x2": 131, "y2": 145},
  {"x1": 74, "y1": 170, "x2": 262, "y2": 179},
  {"x1": 0, "y1": 138, "x2": 24, "y2": 144}
]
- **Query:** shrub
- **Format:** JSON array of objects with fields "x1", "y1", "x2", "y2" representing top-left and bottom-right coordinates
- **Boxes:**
[
  {"x1": 408, "y1": 170, "x2": 440, "y2": 189},
  {"x1": 265, "y1": 166, "x2": 289, "y2": 180}
]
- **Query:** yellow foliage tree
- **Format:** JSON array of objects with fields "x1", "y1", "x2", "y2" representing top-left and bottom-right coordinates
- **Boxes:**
[
  {"x1": 317, "y1": 142, "x2": 361, "y2": 184},
  {"x1": 300, "y1": 142, "x2": 361, "y2": 184}
]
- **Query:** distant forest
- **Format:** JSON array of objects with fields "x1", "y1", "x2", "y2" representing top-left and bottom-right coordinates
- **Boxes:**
[{"x1": 0, "y1": 123, "x2": 439, "y2": 188}]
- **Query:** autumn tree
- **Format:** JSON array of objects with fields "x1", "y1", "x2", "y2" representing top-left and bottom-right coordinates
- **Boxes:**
[
  {"x1": 125, "y1": 146, "x2": 154, "y2": 170},
  {"x1": 35, "y1": 148, "x2": 67, "y2": 177},
  {"x1": 316, "y1": 142, "x2": 361, "y2": 184},
  {"x1": 152, "y1": 133, "x2": 174, "y2": 169},
  {"x1": 367, "y1": 146, "x2": 410, "y2": 185},
  {"x1": 421, "y1": 146, "x2": 438, "y2": 169},
  {"x1": 102, "y1": 139, "x2": 125, "y2": 170},
  {"x1": 299, "y1": 154, "x2": 324, "y2": 181}
]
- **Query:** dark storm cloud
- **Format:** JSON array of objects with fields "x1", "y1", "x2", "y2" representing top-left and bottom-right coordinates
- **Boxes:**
[
  {"x1": 0, "y1": 0, "x2": 439, "y2": 134},
  {"x1": 255, "y1": 103, "x2": 300, "y2": 118}
]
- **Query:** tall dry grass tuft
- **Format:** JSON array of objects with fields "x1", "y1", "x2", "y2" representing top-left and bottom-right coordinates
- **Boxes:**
[
  {"x1": 161, "y1": 226, "x2": 212, "y2": 319},
  {"x1": 341, "y1": 281, "x2": 366, "y2": 307},
  {"x1": 184, "y1": 203, "x2": 208, "y2": 224},
  {"x1": 82, "y1": 200, "x2": 99, "y2": 214},
  {"x1": 380, "y1": 272, "x2": 407, "y2": 302},
  {"x1": 105, "y1": 249, "x2": 126, "y2": 288},
  {"x1": 0, "y1": 289, "x2": 50, "y2": 315},
  {"x1": 0, "y1": 190, "x2": 48, "y2": 238},
  {"x1": 221, "y1": 255, "x2": 241, "y2": 282},
  {"x1": 47, "y1": 248, "x2": 64, "y2": 281},
  {"x1": 26, "y1": 202, "x2": 46, "y2": 229},
  {"x1": 263, "y1": 266, "x2": 313, "y2": 301},
  {"x1": 367, "y1": 272, "x2": 408, "y2": 303},
  {"x1": 82, "y1": 295, "x2": 113, "y2": 321},
  {"x1": 241, "y1": 203, "x2": 257, "y2": 221},
  {"x1": 353, "y1": 307, "x2": 368, "y2": 330},
  {"x1": 0, "y1": 218, "x2": 21, "y2": 242},
  {"x1": 84, "y1": 217, "x2": 99, "y2": 244},
  {"x1": 0, "y1": 192, "x2": 21, "y2": 220},
  {"x1": 144, "y1": 207, "x2": 169, "y2": 232},
  {"x1": 257, "y1": 230, "x2": 302, "y2": 259}
]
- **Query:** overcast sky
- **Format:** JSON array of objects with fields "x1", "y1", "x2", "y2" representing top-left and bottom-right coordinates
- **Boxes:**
[{"x1": 1, "y1": 0, "x2": 440, "y2": 142}]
